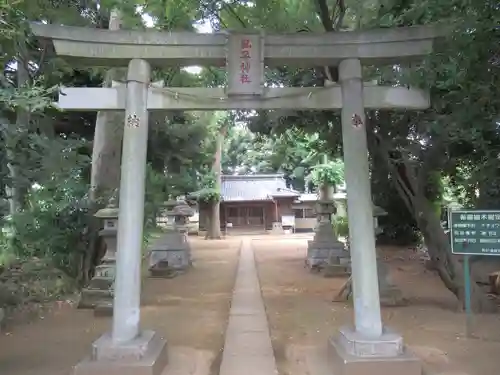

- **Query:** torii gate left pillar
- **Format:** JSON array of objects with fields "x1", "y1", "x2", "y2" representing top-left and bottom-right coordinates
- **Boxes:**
[{"x1": 74, "y1": 59, "x2": 169, "y2": 375}]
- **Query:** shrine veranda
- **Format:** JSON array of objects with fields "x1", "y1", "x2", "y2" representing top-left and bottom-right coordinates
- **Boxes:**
[{"x1": 30, "y1": 22, "x2": 442, "y2": 375}]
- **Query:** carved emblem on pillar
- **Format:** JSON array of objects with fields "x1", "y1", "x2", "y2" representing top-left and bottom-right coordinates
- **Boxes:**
[
  {"x1": 351, "y1": 113, "x2": 363, "y2": 128},
  {"x1": 127, "y1": 114, "x2": 140, "y2": 128}
]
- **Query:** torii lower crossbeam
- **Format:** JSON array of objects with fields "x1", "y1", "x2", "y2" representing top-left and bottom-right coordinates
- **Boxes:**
[{"x1": 57, "y1": 85, "x2": 429, "y2": 111}]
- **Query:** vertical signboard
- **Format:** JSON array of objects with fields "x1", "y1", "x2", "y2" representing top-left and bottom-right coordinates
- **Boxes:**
[
  {"x1": 226, "y1": 32, "x2": 264, "y2": 96},
  {"x1": 450, "y1": 210, "x2": 500, "y2": 255},
  {"x1": 448, "y1": 209, "x2": 500, "y2": 338}
]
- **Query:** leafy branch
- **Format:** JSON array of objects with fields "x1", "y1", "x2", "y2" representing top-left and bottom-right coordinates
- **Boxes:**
[{"x1": 307, "y1": 159, "x2": 344, "y2": 187}]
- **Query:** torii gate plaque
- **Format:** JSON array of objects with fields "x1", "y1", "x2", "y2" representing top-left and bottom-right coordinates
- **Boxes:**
[
  {"x1": 31, "y1": 22, "x2": 442, "y2": 375},
  {"x1": 226, "y1": 32, "x2": 264, "y2": 96}
]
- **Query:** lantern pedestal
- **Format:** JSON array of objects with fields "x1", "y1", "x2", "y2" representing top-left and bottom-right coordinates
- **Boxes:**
[
  {"x1": 306, "y1": 200, "x2": 350, "y2": 275},
  {"x1": 148, "y1": 201, "x2": 193, "y2": 278},
  {"x1": 148, "y1": 231, "x2": 191, "y2": 277}
]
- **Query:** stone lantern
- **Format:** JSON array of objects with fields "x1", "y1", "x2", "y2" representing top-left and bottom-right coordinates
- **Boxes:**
[
  {"x1": 306, "y1": 197, "x2": 348, "y2": 275},
  {"x1": 172, "y1": 202, "x2": 193, "y2": 234},
  {"x1": 148, "y1": 200, "x2": 193, "y2": 277},
  {"x1": 79, "y1": 198, "x2": 119, "y2": 316}
]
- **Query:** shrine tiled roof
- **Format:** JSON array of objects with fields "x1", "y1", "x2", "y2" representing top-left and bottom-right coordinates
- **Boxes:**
[{"x1": 221, "y1": 174, "x2": 300, "y2": 202}]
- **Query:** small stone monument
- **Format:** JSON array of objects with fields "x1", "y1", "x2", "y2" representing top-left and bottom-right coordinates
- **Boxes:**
[
  {"x1": 377, "y1": 260, "x2": 406, "y2": 306},
  {"x1": 372, "y1": 205, "x2": 406, "y2": 306},
  {"x1": 306, "y1": 198, "x2": 349, "y2": 275},
  {"x1": 148, "y1": 200, "x2": 193, "y2": 277},
  {"x1": 79, "y1": 197, "x2": 119, "y2": 316}
]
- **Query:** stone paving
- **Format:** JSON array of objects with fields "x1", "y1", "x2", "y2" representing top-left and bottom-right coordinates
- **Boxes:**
[{"x1": 219, "y1": 239, "x2": 278, "y2": 375}]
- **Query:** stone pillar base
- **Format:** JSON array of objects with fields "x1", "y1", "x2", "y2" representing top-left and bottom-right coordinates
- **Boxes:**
[
  {"x1": 328, "y1": 326, "x2": 421, "y2": 375},
  {"x1": 74, "y1": 330, "x2": 168, "y2": 375}
]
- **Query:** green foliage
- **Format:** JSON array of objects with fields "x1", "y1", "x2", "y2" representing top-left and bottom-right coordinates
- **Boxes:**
[
  {"x1": 222, "y1": 126, "x2": 342, "y2": 192},
  {"x1": 192, "y1": 172, "x2": 222, "y2": 203},
  {"x1": 0, "y1": 82, "x2": 58, "y2": 112},
  {"x1": 194, "y1": 188, "x2": 221, "y2": 203},
  {"x1": 307, "y1": 159, "x2": 344, "y2": 187},
  {"x1": 372, "y1": 0, "x2": 500, "y2": 211},
  {"x1": 0, "y1": 136, "x2": 91, "y2": 277},
  {"x1": 144, "y1": 163, "x2": 170, "y2": 229}
]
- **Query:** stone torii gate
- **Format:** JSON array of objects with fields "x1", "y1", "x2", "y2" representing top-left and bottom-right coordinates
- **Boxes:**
[{"x1": 31, "y1": 23, "x2": 439, "y2": 375}]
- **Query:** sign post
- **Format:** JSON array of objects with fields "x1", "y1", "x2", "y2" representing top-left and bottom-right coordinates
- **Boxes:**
[
  {"x1": 463, "y1": 254, "x2": 472, "y2": 337},
  {"x1": 450, "y1": 210, "x2": 500, "y2": 337}
]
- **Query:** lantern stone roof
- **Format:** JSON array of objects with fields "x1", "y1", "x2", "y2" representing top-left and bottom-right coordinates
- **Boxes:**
[
  {"x1": 95, "y1": 206, "x2": 119, "y2": 218},
  {"x1": 172, "y1": 204, "x2": 194, "y2": 216}
]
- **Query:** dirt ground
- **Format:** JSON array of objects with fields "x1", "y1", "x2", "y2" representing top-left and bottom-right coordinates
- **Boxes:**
[
  {"x1": 0, "y1": 237, "x2": 241, "y2": 375},
  {"x1": 253, "y1": 237, "x2": 500, "y2": 375},
  {"x1": 2, "y1": 235, "x2": 500, "y2": 375}
]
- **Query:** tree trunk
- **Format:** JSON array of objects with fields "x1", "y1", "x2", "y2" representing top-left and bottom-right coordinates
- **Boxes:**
[
  {"x1": 207, "y1": 200, "x2": 221, "y2": 239},
  {"x1": 5, "y1": 151, "x2": 21, "y2": 215},
  {"x1": 206, "y1": 127, "x2": 225, "y2": 239},
  {"x1": 5, "y1": 53, "x2": 30, "y2": 215},
  {"x1": 83, "y1": 9, "x2": 125, "y2": 284},
  {"x1": 369, "y1": 127, "x2": 496, "y2": 313},
  {"x1": 89, "y1": 9, "x2": 124, "y2": 202}
]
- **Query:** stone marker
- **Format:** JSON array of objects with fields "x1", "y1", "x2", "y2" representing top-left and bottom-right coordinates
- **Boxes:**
[
  {"x1": 369, "y1": 206, "x2": 407, "y2": 306},
  {"x1": 79, "y1": 197, "x2": 119, "y2": 316},
  {"x1": 377, "y1": 260, "x2": 407, "y2": 307}
]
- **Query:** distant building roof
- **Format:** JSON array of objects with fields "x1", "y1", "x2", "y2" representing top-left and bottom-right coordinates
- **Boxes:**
[{"x1": 221, "y1": 174, "x2": 300, "y2": 202}]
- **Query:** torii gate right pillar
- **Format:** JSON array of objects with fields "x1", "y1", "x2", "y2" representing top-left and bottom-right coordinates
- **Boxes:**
[{"x1": 329, "y1": 58, "x2": 421, "y2": 375}]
